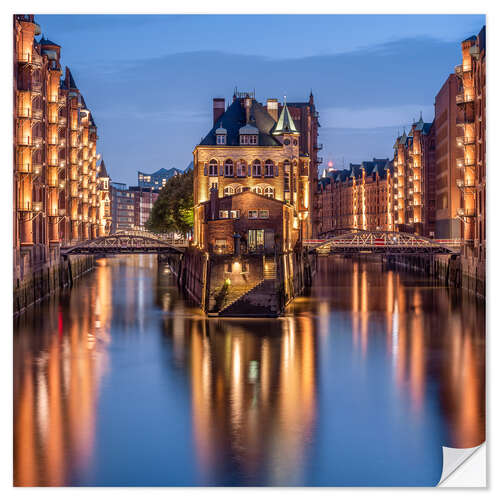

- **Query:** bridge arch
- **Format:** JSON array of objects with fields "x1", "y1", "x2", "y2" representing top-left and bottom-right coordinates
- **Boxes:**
[
  {"x1": 61, "y1": 231, "x2": 186, "y2": 256},
  {"x1": 310, "y1": 229, "x2": 458, "y2": 255}
]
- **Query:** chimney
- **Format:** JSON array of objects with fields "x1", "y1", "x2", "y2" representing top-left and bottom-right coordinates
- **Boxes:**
[
  {"x1": 213, "y1": 98, "x2": 225, "y2": 126},
  {"x1": 267, "y1": 98, "x2": 278, "y2": 121},
  {"x1": 209, "y1": 183, "x2": 219, "y2": 220},
  {"x1": 244, "y1": 97, "x2": 252, "y2": 124}
]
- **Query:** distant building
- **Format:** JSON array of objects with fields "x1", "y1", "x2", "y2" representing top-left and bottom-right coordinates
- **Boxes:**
[
  {"x1": 129, "y1": 186, "x2": 159, "y2": 228},
  {"x1": 110, "y1": 183, "x2": 159, "y2": 233},
  {"x1": 137, "y1": 167, "x2": 182, "y2": 190},
  {"x1": 393, "y1": 117, "x2": 436, "y2": 236},
  {"x1": 316, "y1": 158, "x2": 394, "y2": 234},
  {"x1": 97, "y1": 159, "x2": 112, "y2": 235},
  {"x1": 110, "y1": 182, "x2": 134, "y2": 232}
]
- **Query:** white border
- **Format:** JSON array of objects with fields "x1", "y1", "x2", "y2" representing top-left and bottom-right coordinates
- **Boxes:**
[{"x1": 1, "y1": 0, "x2": 497, "y2": 497}]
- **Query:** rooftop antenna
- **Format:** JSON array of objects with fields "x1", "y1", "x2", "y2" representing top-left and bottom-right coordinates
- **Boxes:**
[{"x1": 420, "y1": 110, "x2": 423, "y2": 120}]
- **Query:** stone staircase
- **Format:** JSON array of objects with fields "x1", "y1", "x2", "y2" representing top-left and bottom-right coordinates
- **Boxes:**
[
  {"x1": 219, "y1": 258, "x2": 279, "y2": 317},
  {"x1": 263, "y1": 257, "x2": 277, "y2": 280},
  {"x1": 216, "y1": 279, "x2": 265, "y2": 314}
]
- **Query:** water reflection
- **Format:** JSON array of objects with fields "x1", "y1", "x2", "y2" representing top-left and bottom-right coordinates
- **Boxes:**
[
  {"x1": 14, "y1": 259, "x2": 112, "y2": 486},
  {"x1": 13, "y1": 255, "x2": 485, "y2": 486}
]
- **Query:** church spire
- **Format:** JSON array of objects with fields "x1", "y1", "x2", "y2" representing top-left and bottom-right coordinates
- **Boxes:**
[{"x1": 272, "y1": 99, "x2": 299, "y2": 135}]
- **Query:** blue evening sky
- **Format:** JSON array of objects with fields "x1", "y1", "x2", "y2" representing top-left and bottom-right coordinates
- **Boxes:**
[{"x1": 36, "y1": 14, "x2": 485, "y2": 185}]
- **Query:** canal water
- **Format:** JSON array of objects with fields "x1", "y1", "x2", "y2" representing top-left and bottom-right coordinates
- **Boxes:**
[{"x1": 13, "y1": 255, "x2": 485, "y2": 486}]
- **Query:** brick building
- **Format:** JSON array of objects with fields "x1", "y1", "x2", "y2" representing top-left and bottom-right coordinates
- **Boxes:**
[
  {"x1": 393, "y1": 117, "x2": 436, "y2": 236},
  {"x1": 434, "y1": 74, "x2": 462, "y2": 239},
  {"x1": 14, "y1": 14, "x2": 107, "y2": 281},
  {"x1": 97, "y1": 159, "x2": 112, "y2": 234},
  {"x1": 455, "y1": 27, "x2": 486, "y2": 273},
  {"x1": 193, "y1": 91, "x2": 320, "y2": 253},
  {"x1": 316, "y1": 158, "x2": 394, "y2": 234}
]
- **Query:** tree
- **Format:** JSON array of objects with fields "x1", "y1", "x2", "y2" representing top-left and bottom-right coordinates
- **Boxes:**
[{"x1": 146, "y1": 169, "x2": 194, "y2": 235}]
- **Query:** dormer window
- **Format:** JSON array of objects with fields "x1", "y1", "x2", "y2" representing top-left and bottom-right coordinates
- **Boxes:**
[
  {"x1": 215, "y1": 124, "x2": 227, "y2": 145},
  {"x1": 240, "y1": 134, "x2": 258, "y2": 145},
  {"x1": 239, "y1": 124, "x2": 259, "y2": 145}
]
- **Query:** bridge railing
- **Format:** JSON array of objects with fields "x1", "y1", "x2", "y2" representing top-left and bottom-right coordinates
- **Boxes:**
[{"x1": 112, "y1": 230, "x2": 189, "y2": 246}]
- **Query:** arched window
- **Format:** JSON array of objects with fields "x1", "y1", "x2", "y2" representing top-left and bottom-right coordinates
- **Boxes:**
[
  {"x1": 284, "y1": 161, "x2": 291, "y2": 193},
  {"x1": 264, "y1": 186, "x2": 274, "y2": 198},
  {"x1": 235, "y1": 184, "x2": 244, "y2": 193},
  {"x1": 224, "y1": 159, "x2": 234, "y2": 177},
  {"x1": 236, "y1": 160, "x2": 246, "y2": 177},
  {"x1": 252, "y1": 160, "x2": 261, "y2": 177},
  {"x1": 264, "y1": 160, "x2": 274, "y2": 177},
  {"x1": 223, "y1": 185, "x2": 235, "y2": 196},
  {"x1": 209, "y1": 159, "x2": 218, "y2": 176},
  {"x1": 253, "y1": 185, "x2": 263, "y2": 195}
]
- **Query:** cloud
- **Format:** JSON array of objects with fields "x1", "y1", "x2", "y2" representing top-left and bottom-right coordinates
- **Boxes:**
[
  {"x1": 68, "y1": 35, "x2": 460, "y2": 184},
  {"x1": 321, "y1": 105, "x2": 435, "y2": 129}
]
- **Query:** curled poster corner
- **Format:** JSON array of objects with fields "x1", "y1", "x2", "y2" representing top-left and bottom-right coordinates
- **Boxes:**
[{"x1": 438, "y1": 443, "x2": 486, "y2": 487}]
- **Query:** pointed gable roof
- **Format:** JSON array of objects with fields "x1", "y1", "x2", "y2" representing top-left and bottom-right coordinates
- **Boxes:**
[
  {"x1": 272, "y1": 101, "x2": 299, "y2": 135},
  {"x1": 199, "y1": 98, "x2": 281, "y2": 147},
  {"x1": 40, "y1": 35, "x2": 60, "y2": 47},
  {"x1": 98, "y1": 159, "x2": 108, "y2": 178}
]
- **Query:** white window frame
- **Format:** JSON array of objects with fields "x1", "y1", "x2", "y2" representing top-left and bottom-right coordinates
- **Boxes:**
[
  {"x1": 248, "y1": 210, "x2": 258, "y2": 219},
  {"x1": 259, "y1": 210, "x2": 269, "y2": 219}
]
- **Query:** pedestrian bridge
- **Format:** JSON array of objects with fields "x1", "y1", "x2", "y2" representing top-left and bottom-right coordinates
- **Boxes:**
[
  {"x1": 60, "y1": 230, "x2": 187, "y2": 256},
  {"x1": 306, "y1": 229, "x2": 460, "y2": 255}
]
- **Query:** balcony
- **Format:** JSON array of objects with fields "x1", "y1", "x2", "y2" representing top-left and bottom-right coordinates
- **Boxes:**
[
  {"x1": 456, "y1": 93, "x2": 474, "y2": 105},
  {"x1": 456, "y1": 179, "x2": 476, "y2": 189},
  {"x1": 17, "y1": 162, "x2": 32, "y2": 173},
  {"x1": 17, "y1": 107, "x2": 31, "y2": 118},
  {"x1": 32, "y1": 108, "x2": 43, "y2": 120},
  {"x1": 317, "y1": 157, "x2": 323, "y2": 164},
  {"x1": 315, "y1": 143, "x2": 323, "y2": 151},
  {"x1": 455, "y1": 64, "x2": 472, "y2": 77},
  {"x1": 33, "y1": 164, "x2": 42, "y2": 176},
  {"x1": 456, "y1": 115, "x2": 475, "y2": 127},
  {"x1": 59, "y1": 115, "x2": 67, "y2": 125},
  {"x1": 18, "y1": 201, "x2": 32, "y2": 211},
  {"x1": 32, "y1": 201, "x2": 43, "y2": 212},
  {"x1": 17, "y1": 137, "x2": 33, "y2": 147},
  {"x1": 457, "y1": 208, "x2": 476, "y2": 217},
  {"x1": 33, "y1": 136, "x2": 43, "y2": 148}
]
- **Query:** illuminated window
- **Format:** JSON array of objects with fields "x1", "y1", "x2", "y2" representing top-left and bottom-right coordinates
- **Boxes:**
[
  {"x1": 223, "y1": 186, "x2": 235, "y2": 196},
  {"x1": 264, "y1": 160, "x2": 274, "y2": 177},
  {"x1": 259, "y1": 210, "x2": 269, "y2": 219},
  {"x1": 263, "y1": 186, "x2": 274, "y2": 198},
  {"x1": 253, "y1": 186, "x2": 263, "y2": 195},
  {"x1": 219, "y1": 210, "x2": 229, "y2": 219},
  {"x1": 230, "y1": 210, "x2": 240, "y2": 219},
  {"x1": 248, "y1": 210, "x2": 258, "y2": 219},
  {"x1": 209, "y1": 159, "x2": 218, "y2": 176},
  {"x1": 224, "y1": 159, "x2": 234, "y2": 177},
  {"x1": 252, "y1": 160, "x2": 261, "y2": 177}
]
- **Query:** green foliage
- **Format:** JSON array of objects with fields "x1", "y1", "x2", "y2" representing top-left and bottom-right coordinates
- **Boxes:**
[{"x1": 146, "y1": 169, "x2": 194, "y2": 235}]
